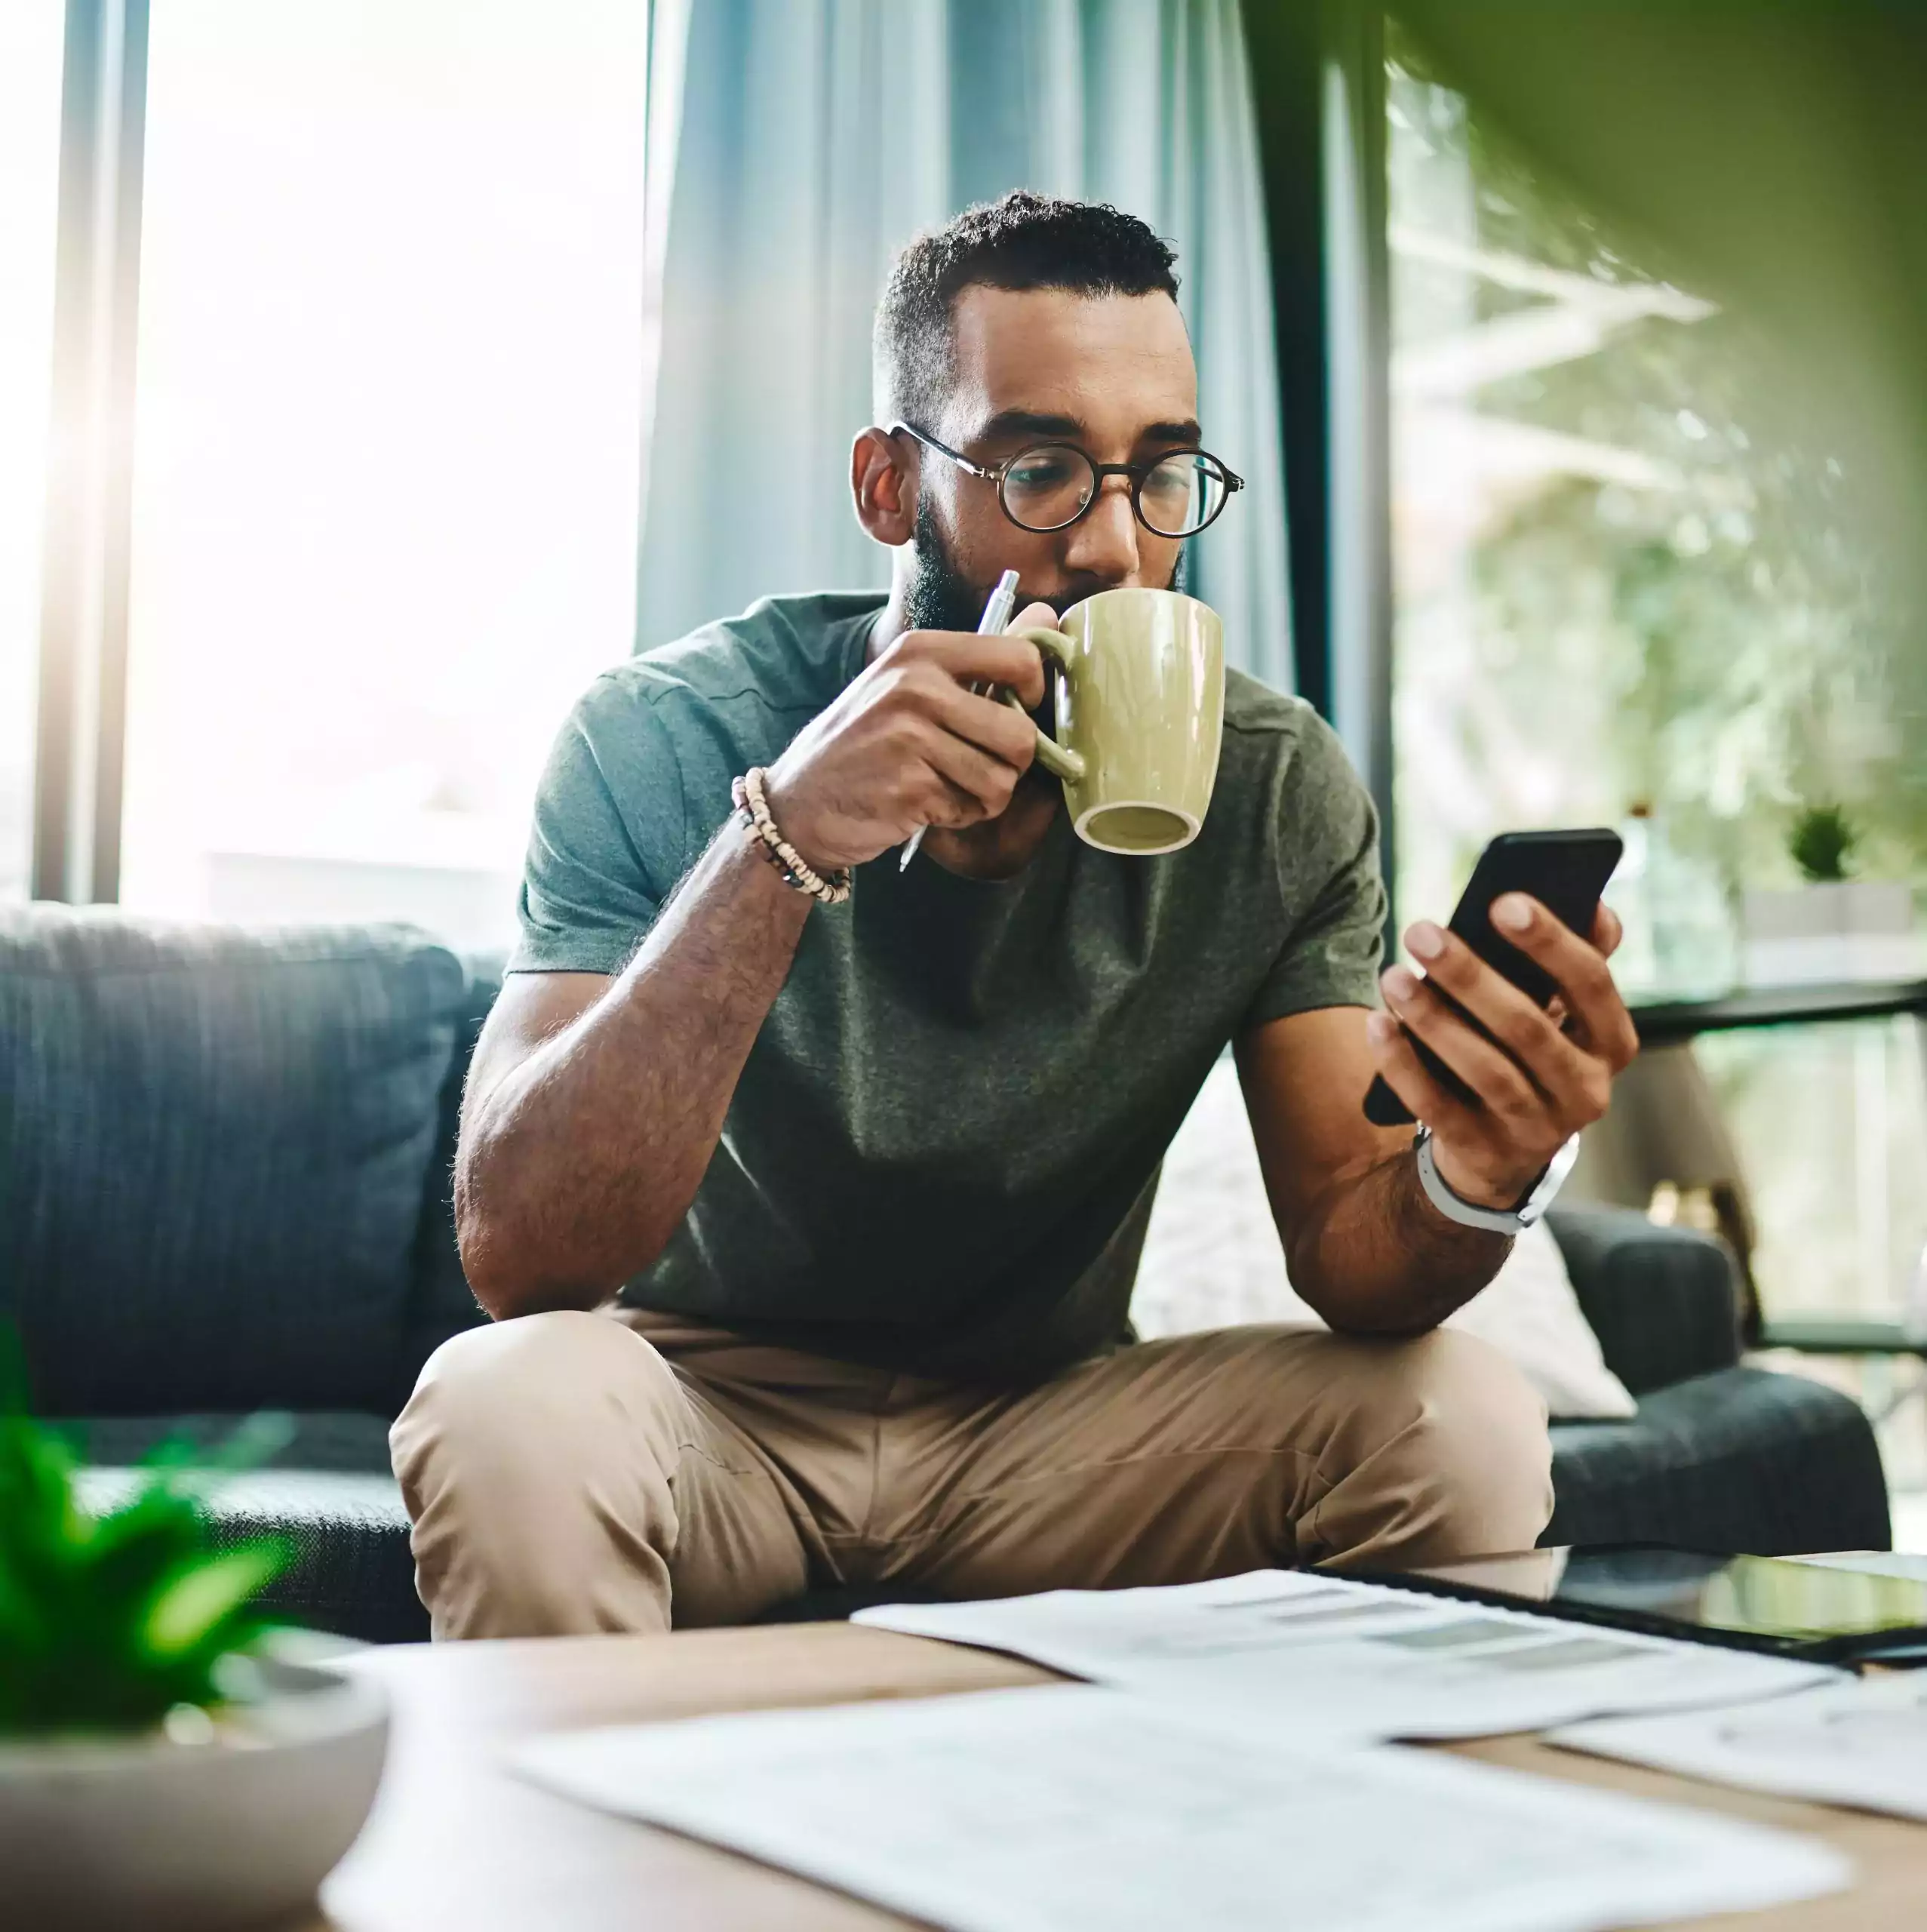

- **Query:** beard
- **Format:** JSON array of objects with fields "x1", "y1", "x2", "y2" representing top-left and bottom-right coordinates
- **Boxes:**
[
  {"x1": 902, "y1": 497, "x2": 1188, "y2": 634},
  {"x1": 902, "y1": 497, "x2": 996, "y2": 633}
]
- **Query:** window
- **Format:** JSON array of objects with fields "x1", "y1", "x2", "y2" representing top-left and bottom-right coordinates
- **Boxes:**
[
  {"x1": 0, "y1": 8, "x2": 66, "y2": 902},
  {"x1": 1384, "y1": 31, "x2": 1927, "y2": 1457},
  {"x1": 117, "y1": 1, "x2": 651, "y2": 949},
  {"x1": 1385, "y1": 30, "x2": 1921, "y2": 998}
]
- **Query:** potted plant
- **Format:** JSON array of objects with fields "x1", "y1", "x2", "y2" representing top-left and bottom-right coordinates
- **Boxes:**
[
  {"x1": 1741, "y1": 803, "x2": 1920, "y2": 984},
  {"x1": 0, "y1": 1367, "x2": 389, "y2": 1931}
]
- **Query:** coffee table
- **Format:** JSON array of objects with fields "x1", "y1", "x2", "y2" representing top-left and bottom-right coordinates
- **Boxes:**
[{"x1": 309, "y1": 1624, "x2": 1924, "y2": 1931}]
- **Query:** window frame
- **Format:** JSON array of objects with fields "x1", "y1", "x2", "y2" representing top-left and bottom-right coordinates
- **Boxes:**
[
  {"x1": 27, "y1": 5, "x2": 1381, "y2": 918},
  {"x1": 30, "y1": 0, "x2": 149, "y2": 905},
  {"x1": 29, "y1": 1, "x2": 660, "y2": 919}
]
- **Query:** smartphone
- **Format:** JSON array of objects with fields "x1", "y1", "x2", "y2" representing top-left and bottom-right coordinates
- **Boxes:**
[{"x1": 1363, "y1": 828, "x2": 1624, "y2": 1128}]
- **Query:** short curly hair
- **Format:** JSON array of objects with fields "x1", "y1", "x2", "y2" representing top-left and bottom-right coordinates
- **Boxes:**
[{"x1": 873, "y1": 191, "x2": 1181, "y2": 426}]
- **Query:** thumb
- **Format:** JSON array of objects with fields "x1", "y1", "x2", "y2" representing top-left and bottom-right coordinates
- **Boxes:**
[
  {"x1": 1593, "y1": 900, "x2": 1624, "y2": 958},
  {"x1": 1007, "y1": 599, "x2": 1060, "y2": 635}
]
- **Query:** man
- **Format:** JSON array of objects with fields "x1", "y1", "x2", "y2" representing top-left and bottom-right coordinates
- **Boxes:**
[{"x1": 392, "y1": 192, "x2": 1638, "y2": 1639}]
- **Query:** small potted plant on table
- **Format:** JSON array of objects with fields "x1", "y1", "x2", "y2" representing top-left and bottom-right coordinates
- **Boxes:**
[
  {"x1": 0, "y1": 1374, "x2": 389, "y2": 1930},
  {"x1": 1741, "y1": 802, "x2": 1919, "y2": 983}
]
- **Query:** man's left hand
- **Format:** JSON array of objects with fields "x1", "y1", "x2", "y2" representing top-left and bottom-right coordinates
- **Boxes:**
[{"x1": 1365, "y1": 896, "x2": 1640, "y2": 1211}]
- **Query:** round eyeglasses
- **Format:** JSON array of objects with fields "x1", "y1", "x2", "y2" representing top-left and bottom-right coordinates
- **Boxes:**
[{"x1": 892, "y1": 423, "x2": 1243, "y2": 540}]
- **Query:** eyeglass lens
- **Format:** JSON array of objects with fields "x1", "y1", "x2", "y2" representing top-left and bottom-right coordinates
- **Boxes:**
[
  {"x1": 998, "y1": 445, "x2": 1228, "y2": 537},
  {"x1": 1139, "y1": 451, "x2": 1227, "y2": 537}
]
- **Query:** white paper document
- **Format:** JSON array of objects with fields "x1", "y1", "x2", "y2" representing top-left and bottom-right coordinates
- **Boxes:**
[
  {"x1": 1793, "y1": 1549, "x2": 1927, "y2": 1584},
  {"x1": 516, "y1": 1685, "x2": 1849, "y2": 1932},
  {"x1": 1554, "y1": 1673, "x2": 1927, "y2": 1820},
  {"x1": 855, "y1": 1570, "x2": 1837, "y2": 1740}
]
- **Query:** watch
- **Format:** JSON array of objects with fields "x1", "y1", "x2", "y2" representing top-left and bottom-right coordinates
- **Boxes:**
[{"x1": 1412, "y1": 1124, "x2": 1581, "y2": 1235}]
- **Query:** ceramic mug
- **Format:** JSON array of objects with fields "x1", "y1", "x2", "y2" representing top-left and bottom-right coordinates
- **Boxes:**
[{"x1": 1000, "y1": 586, "x2": 1225, "y2": 855}]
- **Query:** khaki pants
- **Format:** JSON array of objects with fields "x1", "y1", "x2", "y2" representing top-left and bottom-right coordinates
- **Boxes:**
[{"x1": 390, "y1": 1309, "x2": 1554, "y2": 1640}]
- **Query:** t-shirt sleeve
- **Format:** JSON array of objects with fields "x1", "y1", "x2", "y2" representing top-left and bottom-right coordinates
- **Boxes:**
[
  {"x1": 508, "y1": 680, "x2": 691, "y2": 975},
  {"x1": 1241, "y1": 709, "x2": 1388, "y2": 1029}
]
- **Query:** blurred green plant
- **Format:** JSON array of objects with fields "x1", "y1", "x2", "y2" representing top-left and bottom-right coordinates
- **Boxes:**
[
  {"x1": 1789, "y1": 803, "x2": 1857, "y2": 883},
  {"x1": 0, "y1": 1340, "x2": 294, "y2": 1737},
  {"x1": 1388, "y1": 32, "x2": 1925, "y2": 935}
]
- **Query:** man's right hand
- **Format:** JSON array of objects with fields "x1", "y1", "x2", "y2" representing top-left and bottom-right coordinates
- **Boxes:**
[{"x1": 762, "y1": 613, "x2": 1053, "y2": 872}]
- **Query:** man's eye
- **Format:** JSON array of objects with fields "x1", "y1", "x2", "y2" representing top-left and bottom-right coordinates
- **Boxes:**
[{"x1": 1010, "y1": 456, "x2": 1077, "y2": 489}]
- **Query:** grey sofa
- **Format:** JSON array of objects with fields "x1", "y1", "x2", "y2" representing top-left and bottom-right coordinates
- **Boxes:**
[{"x1": 0, "y1": 908, "x2": 1891, "y2": 1643}]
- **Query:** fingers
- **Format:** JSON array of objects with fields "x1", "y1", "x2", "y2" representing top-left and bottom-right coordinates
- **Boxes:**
[
  {"x1": 1378, "y1": 964, "x2": 1550, "y2": 1131},
  {"x1": 917, "y1": 673, "x2": 1039, "y2": 762},
  {"x1": 918, "y1": 766, "x2": 1003, "y2": 830},
  {"x1": 1400, "y1": 919, "x2": 1606, "y2": 1122},
  {"x1": 888, "y1": 672, "x2": 1039, "y2": 824},
  {"x1": 884, "y1": 665, "x2": 1038, "y2": 790},
  {"x1": 912, "y1": 716, "x2": 1028, "y2": 824},
  {"x1": 1377, "y1": 894, "x2": 1638, "y2": 1220},
  {"x1": 1369, "y1": 987, "x2": 1583, "y2": 1212},
  {"x1": 893, "y1": 626, "x2": 1050, "y2": 710},
  {"x1": 1593, "y1": 899, "x2": 1624, "y2": 958},
  {"x1": 1363, "y1": 1011, "x2": 1489, "y2": 1149},
  {"x1": 1491, "y1": 894, "x2": 1640, "y2": 1071}
]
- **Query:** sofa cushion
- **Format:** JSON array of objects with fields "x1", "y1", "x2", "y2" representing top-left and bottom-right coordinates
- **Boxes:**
[
  {"x1": 1, "y1": 909, "x2": 465, "y2": 1415},
  {"x1": 75, "y1": 1414, "x2": 425, "y2": 1645},
  {"x1": 78, "y1": 1460, "x2": 424, "y2": 1647},
  {"x1": 397, "y1": 951, "x2": 504, "y2": 1399},
  {"x1": 1546, "y1": 1364, "x2": 1890, "y2": 1555}
]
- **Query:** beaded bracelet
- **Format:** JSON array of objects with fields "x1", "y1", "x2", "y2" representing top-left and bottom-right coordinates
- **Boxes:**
[{"x1": 731, "y1": 768, "x2": 852, "y2": 906}]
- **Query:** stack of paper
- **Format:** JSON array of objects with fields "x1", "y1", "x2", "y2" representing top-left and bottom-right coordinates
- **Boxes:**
[
  {"x1": 517, "y1": 1685, "x2": 1849, "y2": 1932},
  {"x1": 855, "y1": 1568, "x2": 1836, "y2": 1740}
]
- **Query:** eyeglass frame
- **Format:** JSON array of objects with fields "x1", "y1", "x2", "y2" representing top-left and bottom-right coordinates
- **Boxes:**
[{"x1": 889, "y1": 420, "x2": 1243, "y2": 539}]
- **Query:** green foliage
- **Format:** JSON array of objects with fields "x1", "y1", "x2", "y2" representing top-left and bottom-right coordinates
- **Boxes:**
[
  {"x1": 1395, "y1": 60, "x2": 1923, "y2": 913},
  {"x1": 0, "y1": 1343, "x2": 294, "y2": 1737},
  {"x1": 1789, "y1": 803, "x2": 1857, "y2": 882}
]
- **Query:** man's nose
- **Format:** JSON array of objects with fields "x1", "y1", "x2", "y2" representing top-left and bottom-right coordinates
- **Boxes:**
[{"x1": 1060, "y1": 476, "x2": 1142, "y2": 583}]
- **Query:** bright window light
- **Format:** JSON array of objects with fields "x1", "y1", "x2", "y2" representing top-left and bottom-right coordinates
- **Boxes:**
[
  {"x1": 118, "y1": 1, "x2": 651, "y2": 949},
  {"x1": 0, "y1": 8, "x2": 66, "y2": 902}
]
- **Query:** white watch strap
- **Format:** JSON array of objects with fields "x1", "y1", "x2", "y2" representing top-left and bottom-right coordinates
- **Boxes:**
[{"x1": 1413, "y1": 1126, "x2": 1581, "y2": 1235}]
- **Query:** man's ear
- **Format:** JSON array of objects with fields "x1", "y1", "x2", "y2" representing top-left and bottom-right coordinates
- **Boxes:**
[{"x1": 851, "y1": 426, "x2": 915, "y2": 546}]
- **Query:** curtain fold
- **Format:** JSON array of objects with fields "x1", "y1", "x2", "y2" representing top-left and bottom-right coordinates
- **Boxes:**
[{"x1": 635, "y1": 0, "x2": 1292, "y2": 690}]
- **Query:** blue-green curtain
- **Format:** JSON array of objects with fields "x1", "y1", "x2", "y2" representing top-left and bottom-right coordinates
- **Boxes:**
[{"x1": 636, "y1": 0, "x2": 1292, "y2": 690}]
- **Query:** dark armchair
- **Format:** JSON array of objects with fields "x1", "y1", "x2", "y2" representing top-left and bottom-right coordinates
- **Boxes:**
[{"x1": 1544, "y1": 1206, "x2": 1890, "y2": 1554}]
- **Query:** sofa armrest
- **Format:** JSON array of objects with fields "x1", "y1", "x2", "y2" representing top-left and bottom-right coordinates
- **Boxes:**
[{"x1": 1544, "y1": 1205, "x2": 1742, "y2": 1395}]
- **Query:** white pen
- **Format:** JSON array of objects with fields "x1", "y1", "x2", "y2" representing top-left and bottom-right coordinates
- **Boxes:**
[{"x1": 898, "y1": 568, "x2": 1022, "y2": 872}]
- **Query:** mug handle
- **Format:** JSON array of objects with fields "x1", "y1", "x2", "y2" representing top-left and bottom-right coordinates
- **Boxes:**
[{"x1": 1008, "y1": 626, "x2": 1087, "y2": 783}]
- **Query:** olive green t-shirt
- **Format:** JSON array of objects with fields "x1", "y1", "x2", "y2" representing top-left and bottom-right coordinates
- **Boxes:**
[{"x1": 512, "y1": 591, "x2": 1386, "y2": 1379}]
